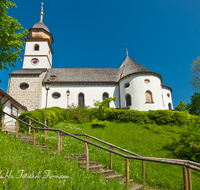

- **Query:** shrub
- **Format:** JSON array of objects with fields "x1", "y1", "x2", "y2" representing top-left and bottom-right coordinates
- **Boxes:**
[
  {"x1": 165, "y1": 123, "x2": 200, "y2": 162},
  {"x1": 18, "y1": 107, "x2": 67, "y2": 132},
  {"x1": 91, "y1": 119, "x2": 108, "y2": 128},
  {"x1": 66, "y1": 103, "x2": 90, "y2": 123}
]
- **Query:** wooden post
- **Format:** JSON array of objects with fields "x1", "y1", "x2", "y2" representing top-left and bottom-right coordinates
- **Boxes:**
[
  {"x1": 16, "y1": 121, "x2": 19, "y2": 138},
  {"x1": 126, "y1": 158, "x2": 129, "y2": 188},
  {"x1": 33, "y1": 129, "x2": 36, "y2": 146},
  {"x1": 142, "y1": 160, "x2": 146, "y2": 185},
  {"x1": 44, "y1": 129, "x2": 47, "y2": 143},
  {"x1": 85, "y1": 142, "x2": 89, "y2": 172},
  {"x1": 84, "y1": 136, "x2": 87, "y2": 156},
  {"x1": 60, "y1": 134, "x2": 63, "y2": 152},
  {"x1": 110, "y1": 146, "x2": 113, "y2": 170},
  {"x1": 187, "y1": 168, "x2": 192, "y2": 190},
  {"x1": 57, "y1": 131, "x2": 61, "y2": 155},
  {"x1": 1, "y1": 113, "x2": 5, "y2": 131},
  {"x1": 183, "y1": 166, "x2": 189, "y2": 190},
  {"x1": 29, "y1": 119, "x2": 31, "y2": 134}
]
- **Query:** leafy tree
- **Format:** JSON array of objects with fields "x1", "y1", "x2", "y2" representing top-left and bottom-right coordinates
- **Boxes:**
[
  {"x1": 93, "y1": 97, "x2": 117, "y2": 120},
  {"x1": 190, "y1": 56, "x2": 200, "y2": 92},
  {"x1": 0, "y1": 0, "x2": 28, "y2": 73},
  {"x1": 189, "y1": 92, "x2": 200, "y2": 116},
  {"x1": 175, "y1": 100, "x2": 190, "y2": 111}
]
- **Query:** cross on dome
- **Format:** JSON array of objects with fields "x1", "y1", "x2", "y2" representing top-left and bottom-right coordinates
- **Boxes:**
[{"x1": 40, "y1": 2, "x2": 44, "y2": 22}]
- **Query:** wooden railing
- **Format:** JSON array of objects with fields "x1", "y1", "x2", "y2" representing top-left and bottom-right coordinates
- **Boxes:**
[{"x1": 1, "y1": 111, "x2": 200, "y2": 190}]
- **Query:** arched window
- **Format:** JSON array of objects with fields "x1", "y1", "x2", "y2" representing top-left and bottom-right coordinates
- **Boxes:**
[
  {"x1": 168, "y1": 103, "x2": 172, "y2": 110},
  {"x1": 34, "y1": 44, "x2": 39, "y2": 51},
  {"x1": 145, "y1": 91, "x2": 153, "y2": 103},
  {"x1": 125, "y1": 94, "x2": 131, "y2": 106},
  {"x1": 78, "y1": 93, "x2": 85, "y2": 107},
  {"x1": 103, "y1": 92, "x2": 109, "y2": 108}
]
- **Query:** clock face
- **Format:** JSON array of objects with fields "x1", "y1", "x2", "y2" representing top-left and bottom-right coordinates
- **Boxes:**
[{"x1": 31, "y1": 58, "x2": 39, "y2": 66}]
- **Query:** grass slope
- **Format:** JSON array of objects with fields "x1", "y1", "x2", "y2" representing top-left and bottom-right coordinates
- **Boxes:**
[
  {"x1": 35, "y1": 122, "x2": 200, "y2": 190},
  {"x1": 0, "y1": 131, "x2": 126, "y2": 190}
]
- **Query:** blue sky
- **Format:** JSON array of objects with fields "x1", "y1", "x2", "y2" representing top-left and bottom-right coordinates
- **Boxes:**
[{"x1": 1, "y1": 0, "x2": 200, "y2": 107}]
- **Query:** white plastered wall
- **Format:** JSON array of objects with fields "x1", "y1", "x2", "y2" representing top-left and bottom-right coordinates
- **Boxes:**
[
  {"x1": 162, "y1": 88, "x2": 173, "y2": 110},
  {"x1": 41, "y1": 85, "x2": 120, "y2": 109},
  {"x1": 23, "y1": 41, "x2": 52, "y2": 69},
  {"x1": 119, "y1": 75, "x2": 167, "y2": 111}
]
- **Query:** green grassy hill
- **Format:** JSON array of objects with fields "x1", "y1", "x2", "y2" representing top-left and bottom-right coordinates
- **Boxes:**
[
  {"x1": 34, "y1": 121, "x2": 200, "y2": 190},
  {"x1": 0, "y1": 131, "x2": 126, "y2": 190}
]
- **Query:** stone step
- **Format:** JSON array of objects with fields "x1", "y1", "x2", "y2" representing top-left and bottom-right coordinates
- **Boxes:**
[
  {"x1": 87, "y1": 165, "x2": 107, "y2": 172},
  {"x1": 105, "y1": 174, "x2": 124, "y2": 181},
  {"x1": 93, "y1": 169, "x2": 116, "y2": 177},
  {"x1": 79, "y1": 161, "x2": 99, "y2": 167}
]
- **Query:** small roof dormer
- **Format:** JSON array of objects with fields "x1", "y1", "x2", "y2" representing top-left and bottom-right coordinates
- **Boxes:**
[{"x1": 27, "y1": 2, "x2": 54, "y2": 44}]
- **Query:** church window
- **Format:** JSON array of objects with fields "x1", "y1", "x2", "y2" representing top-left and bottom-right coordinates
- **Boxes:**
[
  {"x1": 52, "y1": 92, "x2": 61, "y2": 99},
  {"x1": 144, "y1": 79, "x2": 150, "y2": 84},
  {"x1": 102, "y1": 92, "x2": 109, "y2": 108},
  {"x1": 78, "y1": 93, "x2": 85, "y2": 107},
  {"x1": 125, "y1": 94, "x2": 131, "y2": 106},
  {"x1": 124, "y1": 82, "x2": 130, "y2": 88},
  {"x1": 167, "y1": 93, "x2": 170, "y2": 97},
  {"x1": 168, "y1": 103, "x2": 172, "y2": 110},
  {"x1": 145, "y1": 91, "x2": 153, "y2": 103},
  {"x1": 20, "y1": 83, "x2": 29, "y2": 90},
  {"x1": 34, "y1": 44, "x2": 39, "y2": 51},
  {"x1": 11, "y1": 104, "x2": 18, "y2": 117}
]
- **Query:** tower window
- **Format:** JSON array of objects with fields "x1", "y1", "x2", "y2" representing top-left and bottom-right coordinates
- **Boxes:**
[
  {"x1": 103, "y1": 92, "x2": 109, "y2": 108},
  {"x1": 78, "y1": 93, "x2": 85, "y2": 107},
  {"x1": 145, "y1": 91, "x2": 153, "y2": 103},
  {"x1": 125, "y1": 94, "x2": 132, "y2": 106},
  {"x1": 20, "y1": 83, "x2": 29, "y2": 90},
  {"x1": 34, "y1": 44, "x2": 39, "y2": 51},
  {"x1": 167, "y1": 93, "x2": 170, "y2": 97}
]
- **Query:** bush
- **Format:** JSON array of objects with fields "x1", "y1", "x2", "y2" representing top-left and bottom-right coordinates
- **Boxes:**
[
  {"x1": 165, "y1": 123, "x2": 200, "y2": 162},
  {"x1": 65, "y1": 103, "x2": 90, "y2": 123},
  {"x1": 18, "y1": 107, "x2": 67, "y2": 132}
]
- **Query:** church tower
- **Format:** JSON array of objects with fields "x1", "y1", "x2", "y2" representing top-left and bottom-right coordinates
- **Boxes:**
[
  {"x1": 8, "y1": 3, "x2": 53, "y2": 111},
  {"x1": 22, "y1": 3, "x2": 54, "y2": 69}
]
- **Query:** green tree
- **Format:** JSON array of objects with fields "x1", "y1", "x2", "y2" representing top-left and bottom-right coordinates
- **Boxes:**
[
  {"x1": 190, "y1": 56, "x2": 200, "y2": 92},
  {"x1": 175, "y1": 100, "x2": 190, "y2": 111},
  {"x1": 93, "y1": 97, "x2": 117, "y2": 120},
  {"x1": 189, "y1": 92, "x2": 200, "y2": 116},
  {"x1": 0, "y1": 0, "x2": 28, "y2": 73}
]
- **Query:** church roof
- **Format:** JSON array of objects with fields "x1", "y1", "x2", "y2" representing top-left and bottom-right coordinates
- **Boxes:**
[
  {"x1": 40, "y1": 55, "x2": 164, "y2": 83},
  {"x1": 9, "y1": 69, "x2": 47, "y2": 75},
  {"x1": 32, "y1": 21, "x2": 49, "y2": 32},
  {"x1": 44, "y1": 68, "x2": 120, "y2": 83},
  {"x1": 119, "y1": 56, "x2": 151, "y2": 79}
]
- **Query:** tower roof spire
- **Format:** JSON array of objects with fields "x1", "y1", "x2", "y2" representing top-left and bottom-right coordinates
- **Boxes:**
[
  {"x1": 40, "y1": 2, "x2": 44, "y2": 22},
  {"x1": 126, "y1": 48, "x2": 128, "y2": 57}
]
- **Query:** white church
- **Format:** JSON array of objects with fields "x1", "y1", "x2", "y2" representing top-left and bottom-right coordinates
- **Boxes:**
[{"x1": 7, "y1": 5, "x2": 173, "y2": 112}]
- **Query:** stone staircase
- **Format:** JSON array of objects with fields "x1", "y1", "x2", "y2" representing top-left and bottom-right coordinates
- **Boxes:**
[
  {"x1": 65, "y1": 154, "x2": 143, "y2": 190},
  {"x1": 9, "y1": 132, "x2": 144, "y2": 190}
]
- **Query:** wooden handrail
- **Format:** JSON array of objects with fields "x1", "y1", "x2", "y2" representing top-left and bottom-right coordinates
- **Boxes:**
[
  {"x1": 1, "y1": 111, "x2": 199, "y2": 189},
  {"x1": 25, "y1": 115, "x2": 50, "y2": 128},
  {"x1": 73, "y1": 134, "x2": 142, "y2": 157}
]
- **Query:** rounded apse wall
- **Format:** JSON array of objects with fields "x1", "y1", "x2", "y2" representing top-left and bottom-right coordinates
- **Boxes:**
[{"x1": 119, "y1": 74, "x2": 165, "y2": 111}]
